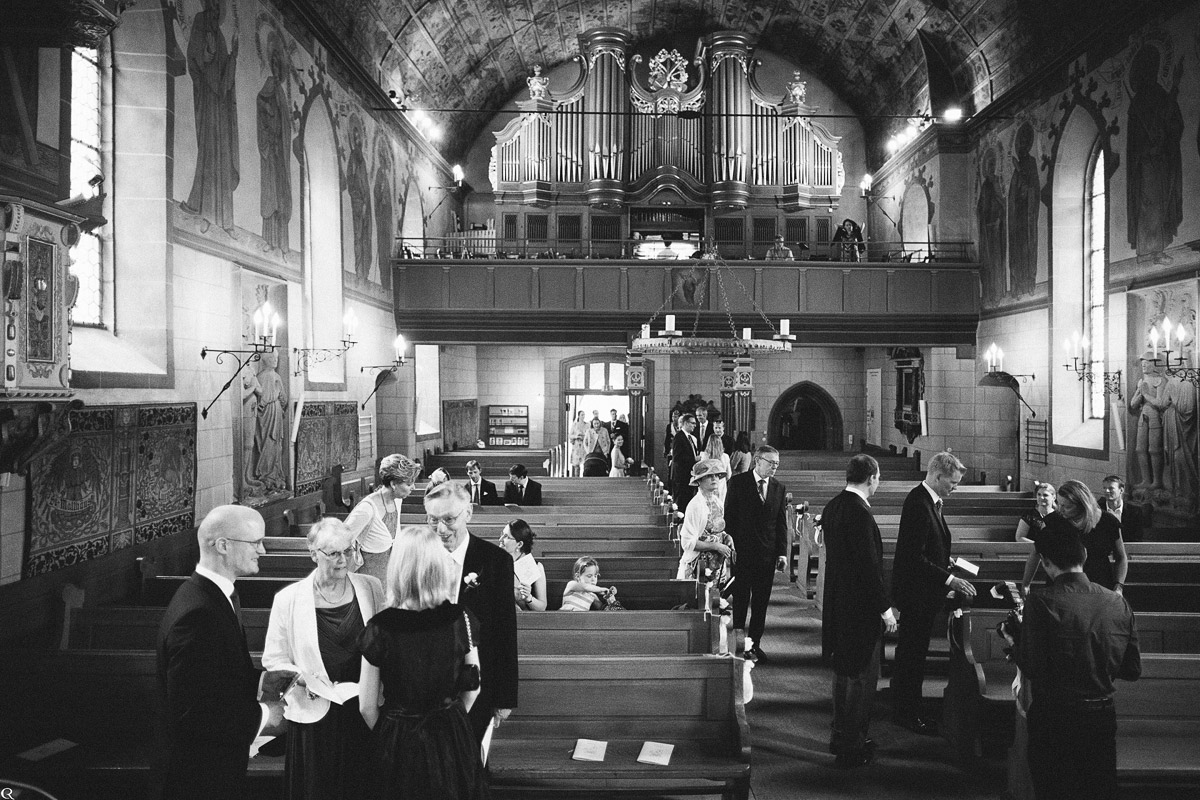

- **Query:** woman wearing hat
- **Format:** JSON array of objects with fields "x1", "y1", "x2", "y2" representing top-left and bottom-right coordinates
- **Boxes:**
[{"x1": 676, "y1": 458, "x2": 736, "y2": 585}]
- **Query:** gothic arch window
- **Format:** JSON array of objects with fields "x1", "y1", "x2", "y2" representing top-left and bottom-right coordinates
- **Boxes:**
[
  {"x1": 1050, "y1": 108, "x2": 1109, "y2": 456},
  {"x1": 300, "y1": 99, "x2": 345, "y2": 387}
]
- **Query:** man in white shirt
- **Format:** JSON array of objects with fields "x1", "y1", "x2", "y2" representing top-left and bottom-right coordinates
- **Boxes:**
[
  {"x1": 1101, "y1": 474, "x2": 1145, "y2": 542},
  {"x1": 424, "y1": 482, "x2": 518, "y2": 742},
  {"x1": 464, "y1": 459, "x2": 499, "y2": 506}
]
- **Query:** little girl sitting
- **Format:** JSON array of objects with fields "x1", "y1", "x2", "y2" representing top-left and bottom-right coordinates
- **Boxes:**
[{"x1": 561, "y1": 556, "x2": 618, "y2": 611}]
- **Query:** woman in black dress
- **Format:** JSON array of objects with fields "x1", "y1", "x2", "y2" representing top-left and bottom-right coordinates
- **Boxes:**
[
  {"x1": 358, "y1": 526, "x2": 488, "y2": 800},
  {"x1": 262, "y1": 517, "x2": 385, "y2": 800},
  {"x1": 1014, "y1": 481, "x2": 1056, "y2": 541},
  {"x1": 1021, "y1": 479, "x2": 1129, "y2": 594}
]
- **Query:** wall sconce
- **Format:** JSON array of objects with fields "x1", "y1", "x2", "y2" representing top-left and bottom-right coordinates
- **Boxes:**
[
  {"x1": 981, "y1": 341, "x2": 1036, "y2": 416},
  {"x1": 1062, "y1": 330, "x2": 1123, "y2": 399},
  {"x1": 291, "y1": 307, "x2": 358, "y2": 376},
  {"x1": 360, "y1": 334, "x2": 408, "y2": 409},
  {"x1": 200, "y1": 305, "x2": 282, "y2": 420},
  {"x1": 1145, "y1": 316, "x2": 1199, "y2": 386}
]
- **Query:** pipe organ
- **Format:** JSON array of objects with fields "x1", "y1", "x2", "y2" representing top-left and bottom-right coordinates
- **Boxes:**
[{"x1": 490, "y1": 28, "x2": 845, "y2": 218}]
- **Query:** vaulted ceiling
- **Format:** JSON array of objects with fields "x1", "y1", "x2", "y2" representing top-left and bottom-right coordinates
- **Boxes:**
[{"x1": 301, "y1": 0, "x2": 1169, "y2": 158}]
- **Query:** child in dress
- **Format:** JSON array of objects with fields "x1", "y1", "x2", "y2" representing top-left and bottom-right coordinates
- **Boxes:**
[{"x1": 560, "y1": 556, "x2": 618, "y2": 611}]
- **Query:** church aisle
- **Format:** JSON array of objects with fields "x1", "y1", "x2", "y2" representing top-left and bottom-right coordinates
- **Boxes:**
[{"x1": 743, "y1": 581, "x2": 1006, "y2": 800}]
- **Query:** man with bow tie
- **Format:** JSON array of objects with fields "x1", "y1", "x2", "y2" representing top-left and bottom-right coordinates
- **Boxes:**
[
  {"x1": 890, "y1": 451, "x2": 977, "y2": 736},
  {"x1": 724, "y1": 445, "x2": 789, "y2": 662},
  {"x1": 424, "y1": 481, "x2": 518, "y2": 742}
]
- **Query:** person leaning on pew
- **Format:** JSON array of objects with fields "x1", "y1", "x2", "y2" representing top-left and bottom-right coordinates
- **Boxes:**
[
  {"x1": 150, "y1": 505, "x2": 293, "y2": 800},
  {"x1": 1002, "y1": 533, "x2": 1141, "y2": 800},
  {"x1": 1021, "y1": 480, "x2": 1128, "y2": 595}
]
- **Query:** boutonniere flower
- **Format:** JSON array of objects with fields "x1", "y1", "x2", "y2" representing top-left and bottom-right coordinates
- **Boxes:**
[{"x1": 463, "y1": 572, "x2": 480, "y2": 590}]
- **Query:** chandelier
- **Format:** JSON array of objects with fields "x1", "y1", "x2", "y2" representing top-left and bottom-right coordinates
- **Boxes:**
[{"x1": 631, "y1": 239, "x2": 796, "y2": 356}]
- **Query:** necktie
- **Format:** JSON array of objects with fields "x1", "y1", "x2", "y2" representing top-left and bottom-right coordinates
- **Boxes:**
[
  {"x1": 230, "y1": 588, "x2": 244, "y2": 633},
  {"x1": 758, "y1": 478, "x2": 767, "y2": 501},
  {"x1": 519, "y1": 485, "x2": 525, "y2": 500},
  {"x1": 473, "y1": 483, "x2": 479, "y2": 504}
]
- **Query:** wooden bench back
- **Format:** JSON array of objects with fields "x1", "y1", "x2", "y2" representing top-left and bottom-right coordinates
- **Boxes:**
[
  {"x1": 262, "y1": 536, "x2": 677, "y2": 558},
  {"x1": 502, "y1": 655, "x2": 744, "y2": 745},
  {"x1": 67, "y1": 606, "x2": 716, "y2": 655}
]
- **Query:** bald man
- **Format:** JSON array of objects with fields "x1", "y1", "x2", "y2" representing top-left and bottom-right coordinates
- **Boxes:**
[{"x1": 150, "y1": 505, "x2": 291, "y2": 800}]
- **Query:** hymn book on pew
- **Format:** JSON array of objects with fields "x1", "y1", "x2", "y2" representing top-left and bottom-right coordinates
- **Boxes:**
[
  {"x1": 572, "y1": 739, "x2": 608, "y2": 761},
  {"x1": 637, "y1": 741, "x2": 674, "y2": 765}
]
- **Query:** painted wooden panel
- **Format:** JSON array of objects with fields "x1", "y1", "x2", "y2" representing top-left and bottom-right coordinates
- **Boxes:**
[
  {"x1": 448, "y1": 266, "x2": 490, "y2": 308},
  {"x1": 626, "y1": 267, "x2": 667, "y2": 312},
  {"x1": 933, "y1": 270, "x2": 979, "y2": 313},
  {"x1": 889, "y1": 270, "x2": 931, "y2": 312},
  {"x1": 762, "y1": 268, "x2": 800, "y2": 314},
  {"x1": 845, "y1": 270, "x2": 888, "y2": 313},
  {"x1": 725, "y1": 268, "x2": 759, "y2": 313},
  {"x1": 583, "y1": 267, "x2": 620, "y2": 309},
  {"x1": 539, "y1": 269, "x2": 576, "y2": 309},
  {"x1": 805, "y1": 270, "x2": 843, "y2": 313},
  {"x1": 399, "y1": 264, "x2": 443, "y2": 308},
  {"x1": 494, "y1": 266, "x2": 532, "y2": 309}
]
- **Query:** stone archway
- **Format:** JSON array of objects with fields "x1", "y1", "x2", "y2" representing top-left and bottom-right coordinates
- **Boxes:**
[{"x1": 767, "y1": 381, "x2": 843, "y2": 451}]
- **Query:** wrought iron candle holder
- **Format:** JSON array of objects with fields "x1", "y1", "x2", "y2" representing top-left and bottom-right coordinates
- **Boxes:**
[
  {"x1": 292, "y1": 340, "x2": 356, "y2": 376},
  {"x1": 200, "y1": 338, "x2": 279, "y2": 419},
  {"x1": 1062, "y1": 356, "x2": 1123, "y2": 400},
  {"x1": 359, "y1": 357, "x2": 408, "y2": 410},
  {"x1": 1145, "y1": 349, "x2": 1200, "y2": 387}
]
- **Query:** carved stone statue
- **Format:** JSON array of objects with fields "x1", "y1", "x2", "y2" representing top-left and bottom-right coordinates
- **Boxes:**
[
  {"x1": 1129, "y1": 355, "x2": 1167, "y2": 490},
  {"x1": 243, "y1": 350, "x2": 288, "y2": 494}
]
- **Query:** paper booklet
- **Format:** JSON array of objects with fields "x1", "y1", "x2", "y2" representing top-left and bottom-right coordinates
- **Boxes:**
[
  {"x1": 637, "y1": 741, "x2": 674, "y2": 765},
  {"x1": 572, "y1": 739, "x2": 608, "y2": 761},
  {"x1": 953, "y1": 557, "x2": 980, "y2": 576}
]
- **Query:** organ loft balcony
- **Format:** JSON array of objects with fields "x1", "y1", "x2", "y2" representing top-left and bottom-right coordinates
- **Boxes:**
[{"x1": 389, "y1": 235, "x2": 980, "y2": 348}]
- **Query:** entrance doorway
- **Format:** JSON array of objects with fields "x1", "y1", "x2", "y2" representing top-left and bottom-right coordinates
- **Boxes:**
[{"x1": 767, "y1": 381, "x2": 844, "y2": 451}]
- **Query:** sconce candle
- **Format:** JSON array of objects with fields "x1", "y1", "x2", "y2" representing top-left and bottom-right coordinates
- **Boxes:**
[
  {"x1": 343, "y1": 308, "x2": 358, "y2": 342},
  {"x1": 1149, "y1": 327, "x2": 1160, "y2": 359},
  {"x1": 270, "y1": 313, "x2": 281, "y2": 346},
  {"x1": 641, "y1": 324, "x2": 650, "y2": 339},
  {"x1": 996, "y1": 347, "x2": 1004, "y2": 372},
  {"x1": 393, "y1": 334, "x2": 406, "y2": 363},
  {"x1": 1162, "y1": 316, "x2": 1173, "y2": 351}
]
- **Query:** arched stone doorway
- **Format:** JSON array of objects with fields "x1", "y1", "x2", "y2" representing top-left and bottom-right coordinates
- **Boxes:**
[{"x1": 768, "y1": 382, "x2": 843, "y2": 451}]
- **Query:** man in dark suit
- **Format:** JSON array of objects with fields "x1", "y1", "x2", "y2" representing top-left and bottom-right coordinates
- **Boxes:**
[
  {"x1": 821, "y1": 455, "x2": 898, "y2": 768},
  {"x1": 465, "y1": 459, "x2": 500, "y2": 506},
  {"x1": 670, "y1": 413, "x2": 700, "y2": 510},
  {"x1": 889, "y1": 451, "x2": 977, "y2": 734},
  {"x1": 1101, "y1": 474, "x2": 1145, "y2": 542},
  {"x1": 425, "y1": 481, "x2": 518, "y2": 742},
  {"x1": 724, "y1": 445, "x2": 789, "y2": 661},
  {"x1": 504, "y1": 463, "x2": 543, "y2": 505},
  {"x1": 694, "y1": 405, "x2": 715, "y2": 451},
  {"x1": 151, "y1": 505, "x2": 289, "y2": 800}
]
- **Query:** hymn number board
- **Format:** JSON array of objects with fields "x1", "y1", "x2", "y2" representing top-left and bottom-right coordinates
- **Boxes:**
[{"x1": 487, "y1": 405, "x2": 529, "y2": 448}]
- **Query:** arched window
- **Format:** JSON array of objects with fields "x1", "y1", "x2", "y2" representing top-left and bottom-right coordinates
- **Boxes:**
[
  {"x1": 69, "y1": 44, "x2": 110, "y2": 327},
  {"x1": 1049, "y1": 107, "x2": 1108, "y2": 456},
  {"x1": 1084, "y1": 147, "x2": 1106, "y2": 420}
]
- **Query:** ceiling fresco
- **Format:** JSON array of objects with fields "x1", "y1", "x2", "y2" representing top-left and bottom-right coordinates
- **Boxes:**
[{"x1": 301, "y1": 0, "x2": 1178, "y2": 157}]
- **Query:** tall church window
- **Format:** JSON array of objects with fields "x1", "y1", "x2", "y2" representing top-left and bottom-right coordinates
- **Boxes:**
[
  {"x1": 69, "y1": 46, "x2": 108, "y2": 327},
  {"x1": 1084, "y1": 148, "x2": 1106, "y2": 420}
]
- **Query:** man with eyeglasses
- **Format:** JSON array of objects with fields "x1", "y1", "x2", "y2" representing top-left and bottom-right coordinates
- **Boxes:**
[
  {"x1": 724, "y1": 445, "x2": 789, "y2": 661},
  {"x1": 151, "y1": 505, "x2": 293, "y2": 800},
  {"x1": 423, "y1": 481, "x2": 518, "y2": 743}
]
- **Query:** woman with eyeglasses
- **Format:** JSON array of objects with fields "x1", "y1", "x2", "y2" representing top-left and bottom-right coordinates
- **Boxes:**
[
  {"x1": 262, "y1": 517, "x2": 385, "y2": 800},
  {"x1": 345, "y1": 454, "x2": 421, "y2": 583},
  {"x1": 499, "y1": 519, "x2": 547, "y2": 611}
]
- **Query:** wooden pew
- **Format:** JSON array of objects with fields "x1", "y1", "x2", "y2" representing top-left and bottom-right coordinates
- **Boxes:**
[
  {"x1": 67, "y1": 606, "x2": 719, "y2": 656},
  {"x1": 262, "y1": 536, "x2": 677, "y2": 558},
  {"x1": 490, "y1": 654, "x2": 750, "y2": 800},
  {"x1": 399, "y1": 511, "x2": 664, "y2": 525},
  {"x1": 140, "y1": 575, "x2": 704, "y2": 611},
  {"x1": 254, "y1": 553, "x2": 679, "y2": 582}
]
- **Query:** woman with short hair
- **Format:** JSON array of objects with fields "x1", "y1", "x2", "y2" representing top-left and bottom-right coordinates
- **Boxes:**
[
  {"x1": 344, "y1": 454, "x2": 421, "y2": 583},
  {"x1": 262, "y1": 518, "x2": 385, "y2": 800}
]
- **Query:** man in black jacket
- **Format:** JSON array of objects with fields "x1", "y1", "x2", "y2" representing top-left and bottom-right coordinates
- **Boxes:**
[
  {"x1": 724, "y1": 445, "x2": 789, "y2": 661},
  {"x1": 465, "y1": 459, "x2": 500, "y2": 506},
  {"x1": 504, "y1": 463, "x2": 543, "y2": 505},
  {"x1": 1101, "y1": 475, "x2": 1145, "y2": 542},
  {"x1": 889, "y1": 451, "x2": 976, "y2": 734},
  {"x1": 821, "y1": 455, "x2": 897, "y2": 768},
  {"x1": 425, "y1": 481, "x2": 519, "y2": 742},
  {"x1": 1008, "y1": 533, "x2": 1140, "y2": 800},
  {"x1": 151, "y1": 506, "x2": 289, "y2": 800},
  {"x1": 670, "y1": 413, "x2": 700, "y2": 510}
]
